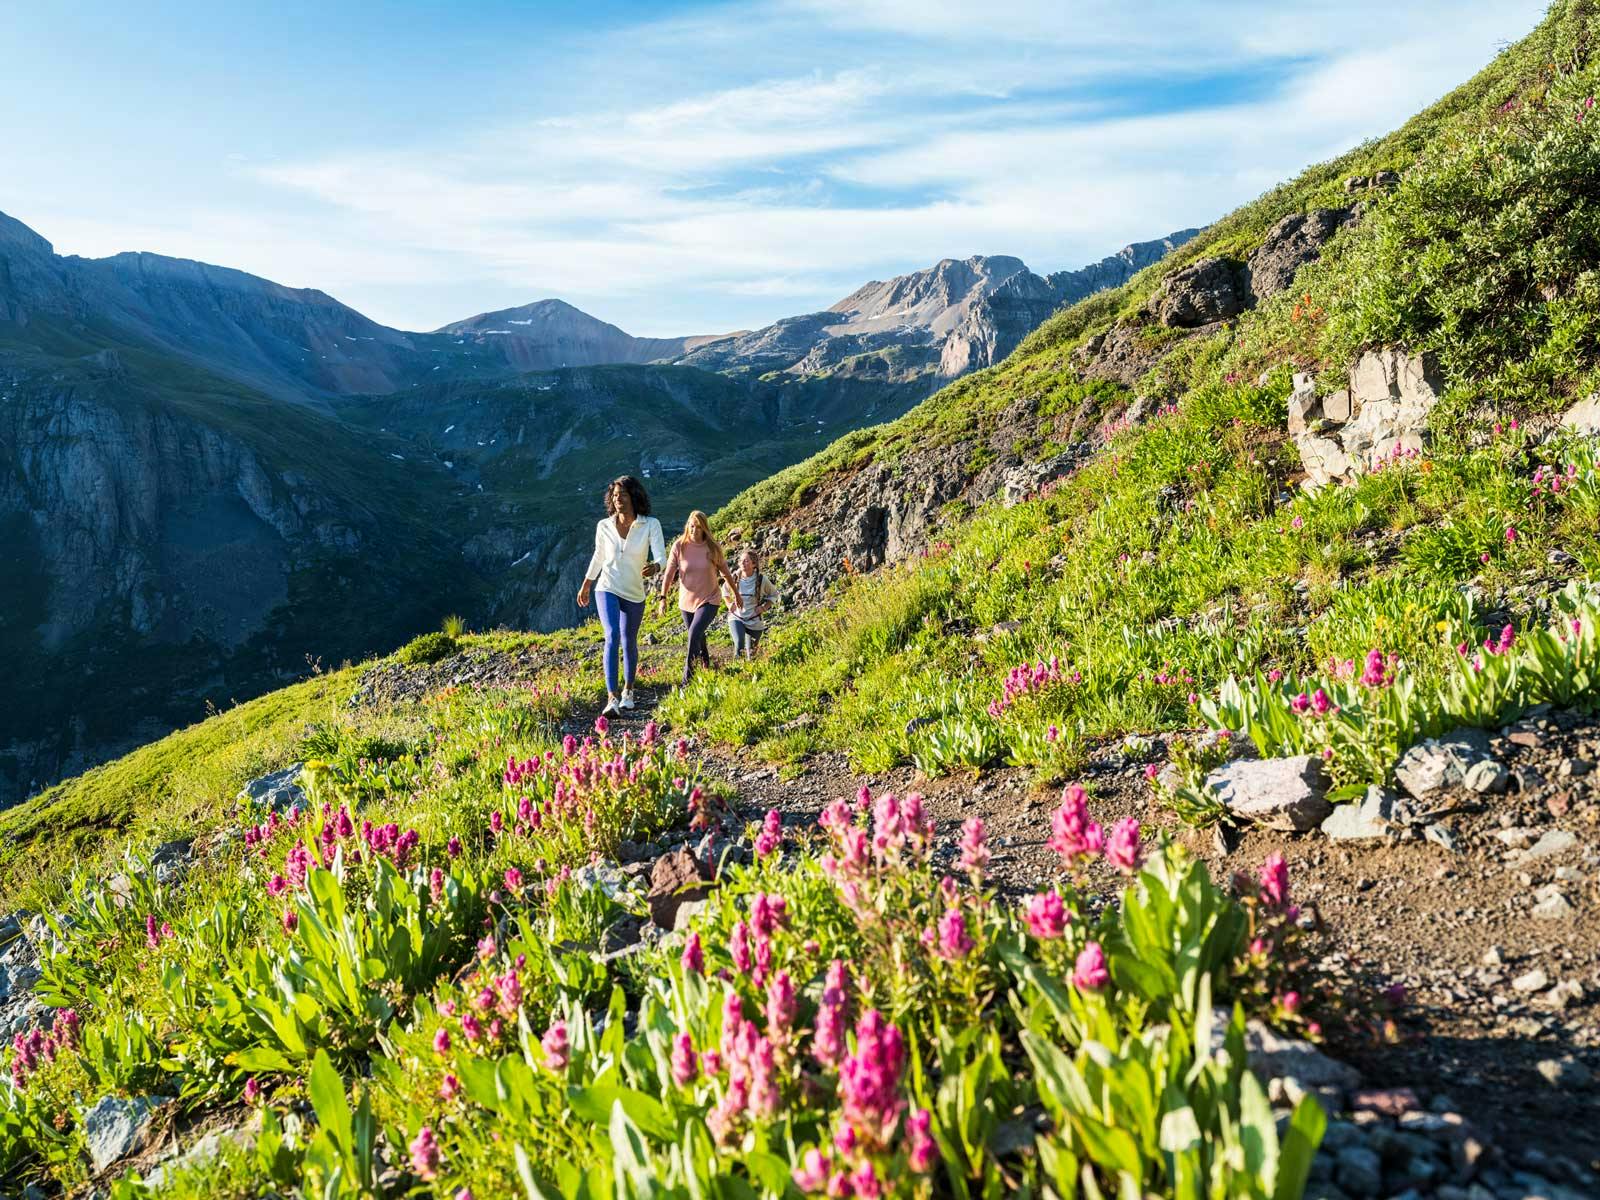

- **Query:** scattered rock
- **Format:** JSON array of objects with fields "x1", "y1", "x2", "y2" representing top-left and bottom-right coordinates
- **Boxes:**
[
  {"x1": 1246, "y1": 208, "x2": 1356, "y2": 303},
  {"x1": 1233, "y1": 1018, "x2": 1362, "y2": 1095},
  {"x1": 1292, "y1": 348, "x2": 1443, "y2": 487},
  {"x1": 1531, "y1": 888, "x2": 1576, "y2": 921},
  {"x1": 1424, "y1": 822, "x2": 1459, "y2": 853},
  {"x1": 1515, "y1": 829, "x2": 1578, "y2": 864},
  {"x1": 1535, "y1": 1056, "x2": 1594, "y2": 1090},
  {"x1": 237, "y1": 764, "x2": 306, "y2": 813},
  {"x1": 1206, "y1": 755, "x2": 1333, "y2": 832},
  {"x1": 646, "y1": 849, "x2": 715, "y2": 930},
  {"x1": 1348, "y1": 1087, "x2": 1419, "y2": 1117},
  {"x1": 1394, "y1": 728, "x2": 1492, "y2": 800},
  {"x1": 1335, "y1": 1144, "x2": 1384, "y2": 1197},
  {"x1": 1321, "y1": 787, "x2": 1397, "y2": 840},
  {"x1": 1560, "y1": 393, "x2": 1600, "y2": 436},
  {"x1": 1547, "y1": 979, "x2": 1585, "y2": 1011},
  {"x1": 82, "y1": 1094, "x2": 169, "y2": 1173},
  {"x1": 1462, "y1": 759, "x2": 1510, "y2": 795},
  {"x1": 1511, "y1": 968, "x2": 1550, "y2": 994}
]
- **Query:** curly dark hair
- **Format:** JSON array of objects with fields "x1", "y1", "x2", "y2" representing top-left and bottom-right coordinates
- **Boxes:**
[{"x1": 604, "y1": 475, "x2": 652, "y2": 517}]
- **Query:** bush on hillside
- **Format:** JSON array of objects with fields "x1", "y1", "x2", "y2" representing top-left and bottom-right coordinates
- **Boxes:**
[{"x1": 400, "y1": 631, "x2": 458, "y2": 666}]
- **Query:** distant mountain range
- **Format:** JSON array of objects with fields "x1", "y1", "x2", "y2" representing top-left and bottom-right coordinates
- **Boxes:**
[{"x1": 0, "y1": 206, "x2": 1194, "y2": 804}]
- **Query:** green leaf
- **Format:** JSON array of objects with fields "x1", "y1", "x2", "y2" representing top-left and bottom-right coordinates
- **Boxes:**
[
  {"x1": 1272, "y1": 1095, "x2": 1327, "y2": 1200},
  {"x1": 307, "y1": 1049, "x2": 352, "y2": 1155},
  {"x1": 229, "y1": 1046, "x2": 297, "y2": 1074},
  {"x1": 1238, "y1": 1070, "x2": 1278, "y2": 1186},
  {"x1": 569, "y1": 1084, "x2": 675, "y2": 1143}
]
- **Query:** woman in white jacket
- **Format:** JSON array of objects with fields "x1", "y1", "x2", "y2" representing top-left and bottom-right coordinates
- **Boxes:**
[{"x1": 576, "y1": 475, "x2": 665, "y2": 714}]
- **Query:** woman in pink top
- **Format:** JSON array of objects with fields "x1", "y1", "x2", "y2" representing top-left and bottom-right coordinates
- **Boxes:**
[{"x1": 660, "y1": 510, "x2": 739, "y2": 687}]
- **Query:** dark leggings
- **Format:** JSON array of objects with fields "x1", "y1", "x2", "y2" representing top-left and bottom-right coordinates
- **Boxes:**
[
  {"x1": 596, "y1": 590, "x2": 645, "y2": 695},
  {"x1": 681, "y1": 603, "x2": 719, "y2": 685}
]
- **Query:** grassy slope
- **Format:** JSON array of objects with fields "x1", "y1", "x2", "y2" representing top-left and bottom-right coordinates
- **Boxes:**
[
  {"x1": 6, "y1": 4, "x2": 1597, "y2": 898},
  {"x1": 714, "y1": 3, "x2": 1594, "y2": 534},
  {"x1": 671, "y1": 2, "x2": 1600, "y2": 773}
]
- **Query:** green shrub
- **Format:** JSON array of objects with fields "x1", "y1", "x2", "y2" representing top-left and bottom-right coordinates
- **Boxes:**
[{"x1": 399, "y1": 631, "x2": 458, "y2": 665}]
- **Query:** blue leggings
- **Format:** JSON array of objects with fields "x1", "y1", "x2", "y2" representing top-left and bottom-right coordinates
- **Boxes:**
[
  {"x1": 681, "y1": 603, "x2": 719, "y2": 685},
  {"x1": 596, "y1": 590, "x2": 645, "y2": 695}
]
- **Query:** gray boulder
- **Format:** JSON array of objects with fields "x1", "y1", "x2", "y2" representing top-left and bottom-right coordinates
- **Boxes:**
[
  {"x1": 1246, "y1": 208, "x2": 1355, "y2": 303},
  {"x1": 238, "y1": 763, "x2": 305, "y2": 813},
  {"x1": 1150, "y1": 257, "x2": 1246, "y2": 327},
  {"x1": 1211, "y1": 1011, "x2": 1362, "y2": 1099},
  {"x1": 1206, "y1": 754, "x2": 1332, "y2": 832},
  {"x1": 1320, "y1": 787, "x2": 1397, "y2": 840},
  {"x1": 1393, "y1": 728, "x2": 1491, "y2": 800},
  {"x1": 82, "y1": 1094, "x2": 169, "y2": 1173}
]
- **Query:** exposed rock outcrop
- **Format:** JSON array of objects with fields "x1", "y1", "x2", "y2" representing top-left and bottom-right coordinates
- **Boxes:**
[
  {"x1": 1148, "y1": 256, "x2": 1247, "y2": 327},
  {"x1": 1246, "y1": 208, "x2": 1356, "y2": 303},
  {"x1": 1291, "y1": 349, "x2": 1445, "y2": 487}
]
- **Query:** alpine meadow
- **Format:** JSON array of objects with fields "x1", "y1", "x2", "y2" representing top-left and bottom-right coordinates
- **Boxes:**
[{"x1": 1, "y1": 4, "x2": 1599, "y2": 1200}]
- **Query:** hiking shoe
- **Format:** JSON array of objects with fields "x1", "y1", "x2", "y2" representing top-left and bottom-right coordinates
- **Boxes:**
[
  {"x1": 603, "y1": 695, "x2": 620, "y2": 716},
  {"x1": 620, "y1": 690, "x2": 636, "y2": 711}
]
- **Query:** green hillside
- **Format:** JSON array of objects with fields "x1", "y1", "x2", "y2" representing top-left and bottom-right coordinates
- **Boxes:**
[
  {"x1": 1, "y1": 5, "x2": 1597, "y2": 1198},
  {"x1": 678, "y1": 0, "x2": 1600, "y2": 776}
]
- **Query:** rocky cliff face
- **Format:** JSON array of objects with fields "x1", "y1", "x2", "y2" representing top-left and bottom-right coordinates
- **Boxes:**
[
  {"x1": 677, "y1": 235, "x2": 1199, "y2": 390},
  {"x1": 939, "y1": 231, "x2": 1201, "y2": 376}
]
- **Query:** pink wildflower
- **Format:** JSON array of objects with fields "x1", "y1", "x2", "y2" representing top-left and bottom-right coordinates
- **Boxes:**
[
  {"x1": 1259, "y1": 852, "x2": 1291, "y2": 909},
  {"x1": 243, "y1": 1077, "x2": 262, "y2": 1105},
  {"x1": 754, "y1": 809, "x2": 783, "y2": 858},
  {"x1": 671, "y1": 1033, "x2": 698, "y2": 1086},
  {"x1": 812, "y1": 960, "x2": 850, "y2": 1068},
  {"x1": 766, "y1": 971, "x2": 797, "y2": 1039},
  {"x1": 1046, "y1": 785, "x2": 1103, "y2": 864},
  {"x1": 907, "y1": 1107, "x2": 939, "y2": 1173},
  {"x1": 936, "y1": 909, "x2": 973, "y2": 961},
  {"x1": 837, "y1": 1010, "x2": 906, "y2": 1149},
  {"x1": 541, "y1": 1020, "x2": 570, "y2": 1071},
  {"x1": 433, "y1": 1027, "x2": 451, "y2": 1054},
  {"x1": 409, "y1": 1126, "x2": 440, "y2": 1181},
  {"x1": 957, "y1": 817, "x2": 990, "y2": 877},
  {"x1": 729, "y1": 921, "x2": 753, "y2": 974},
  {"x1": 792, "y1": 1149, "x2": 831, "y2": 1193},
  {"x1": 1072, "y1": 942, "x2": 1110, "y2": 991},
  {"x1": 682, "y1": 931, "x2": 704, "y2": 974},
  {"x1": 1023, "y1": 890, "x2": 1068, "y2": 939},
  {"x1": 1104, "y1": 816, "x2": 1144, "y2": 874}
]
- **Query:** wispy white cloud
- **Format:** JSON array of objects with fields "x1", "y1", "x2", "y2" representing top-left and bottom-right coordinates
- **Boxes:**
[{"x1": 56, "y1": 0, "x2": 1546, "y2": 335}]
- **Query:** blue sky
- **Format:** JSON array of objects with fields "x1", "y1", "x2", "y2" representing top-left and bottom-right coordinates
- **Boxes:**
[{"x1": 0, "y1": 0, "x2": 1548, "y2": 335}]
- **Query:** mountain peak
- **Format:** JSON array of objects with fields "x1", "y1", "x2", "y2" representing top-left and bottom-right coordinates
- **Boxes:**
[{"x1": 0, "y1": 210, "x2": 53, "y2": 257}]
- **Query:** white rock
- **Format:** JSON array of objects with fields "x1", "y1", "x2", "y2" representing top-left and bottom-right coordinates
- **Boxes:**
[
  {"x1": 1206, "y1": 755, "x2": 1333, "y2": 832},
  {"x1": 1320, "y1": 787, "x2": 1396, "y2": 840},
  {"x1": 1560, "y1": 393, "x2": 1600, "y2": 435}
]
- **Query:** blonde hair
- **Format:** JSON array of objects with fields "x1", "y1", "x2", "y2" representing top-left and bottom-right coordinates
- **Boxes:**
[{"x1": 679, "y1": 511, "x2": 725, "y2": 563}]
